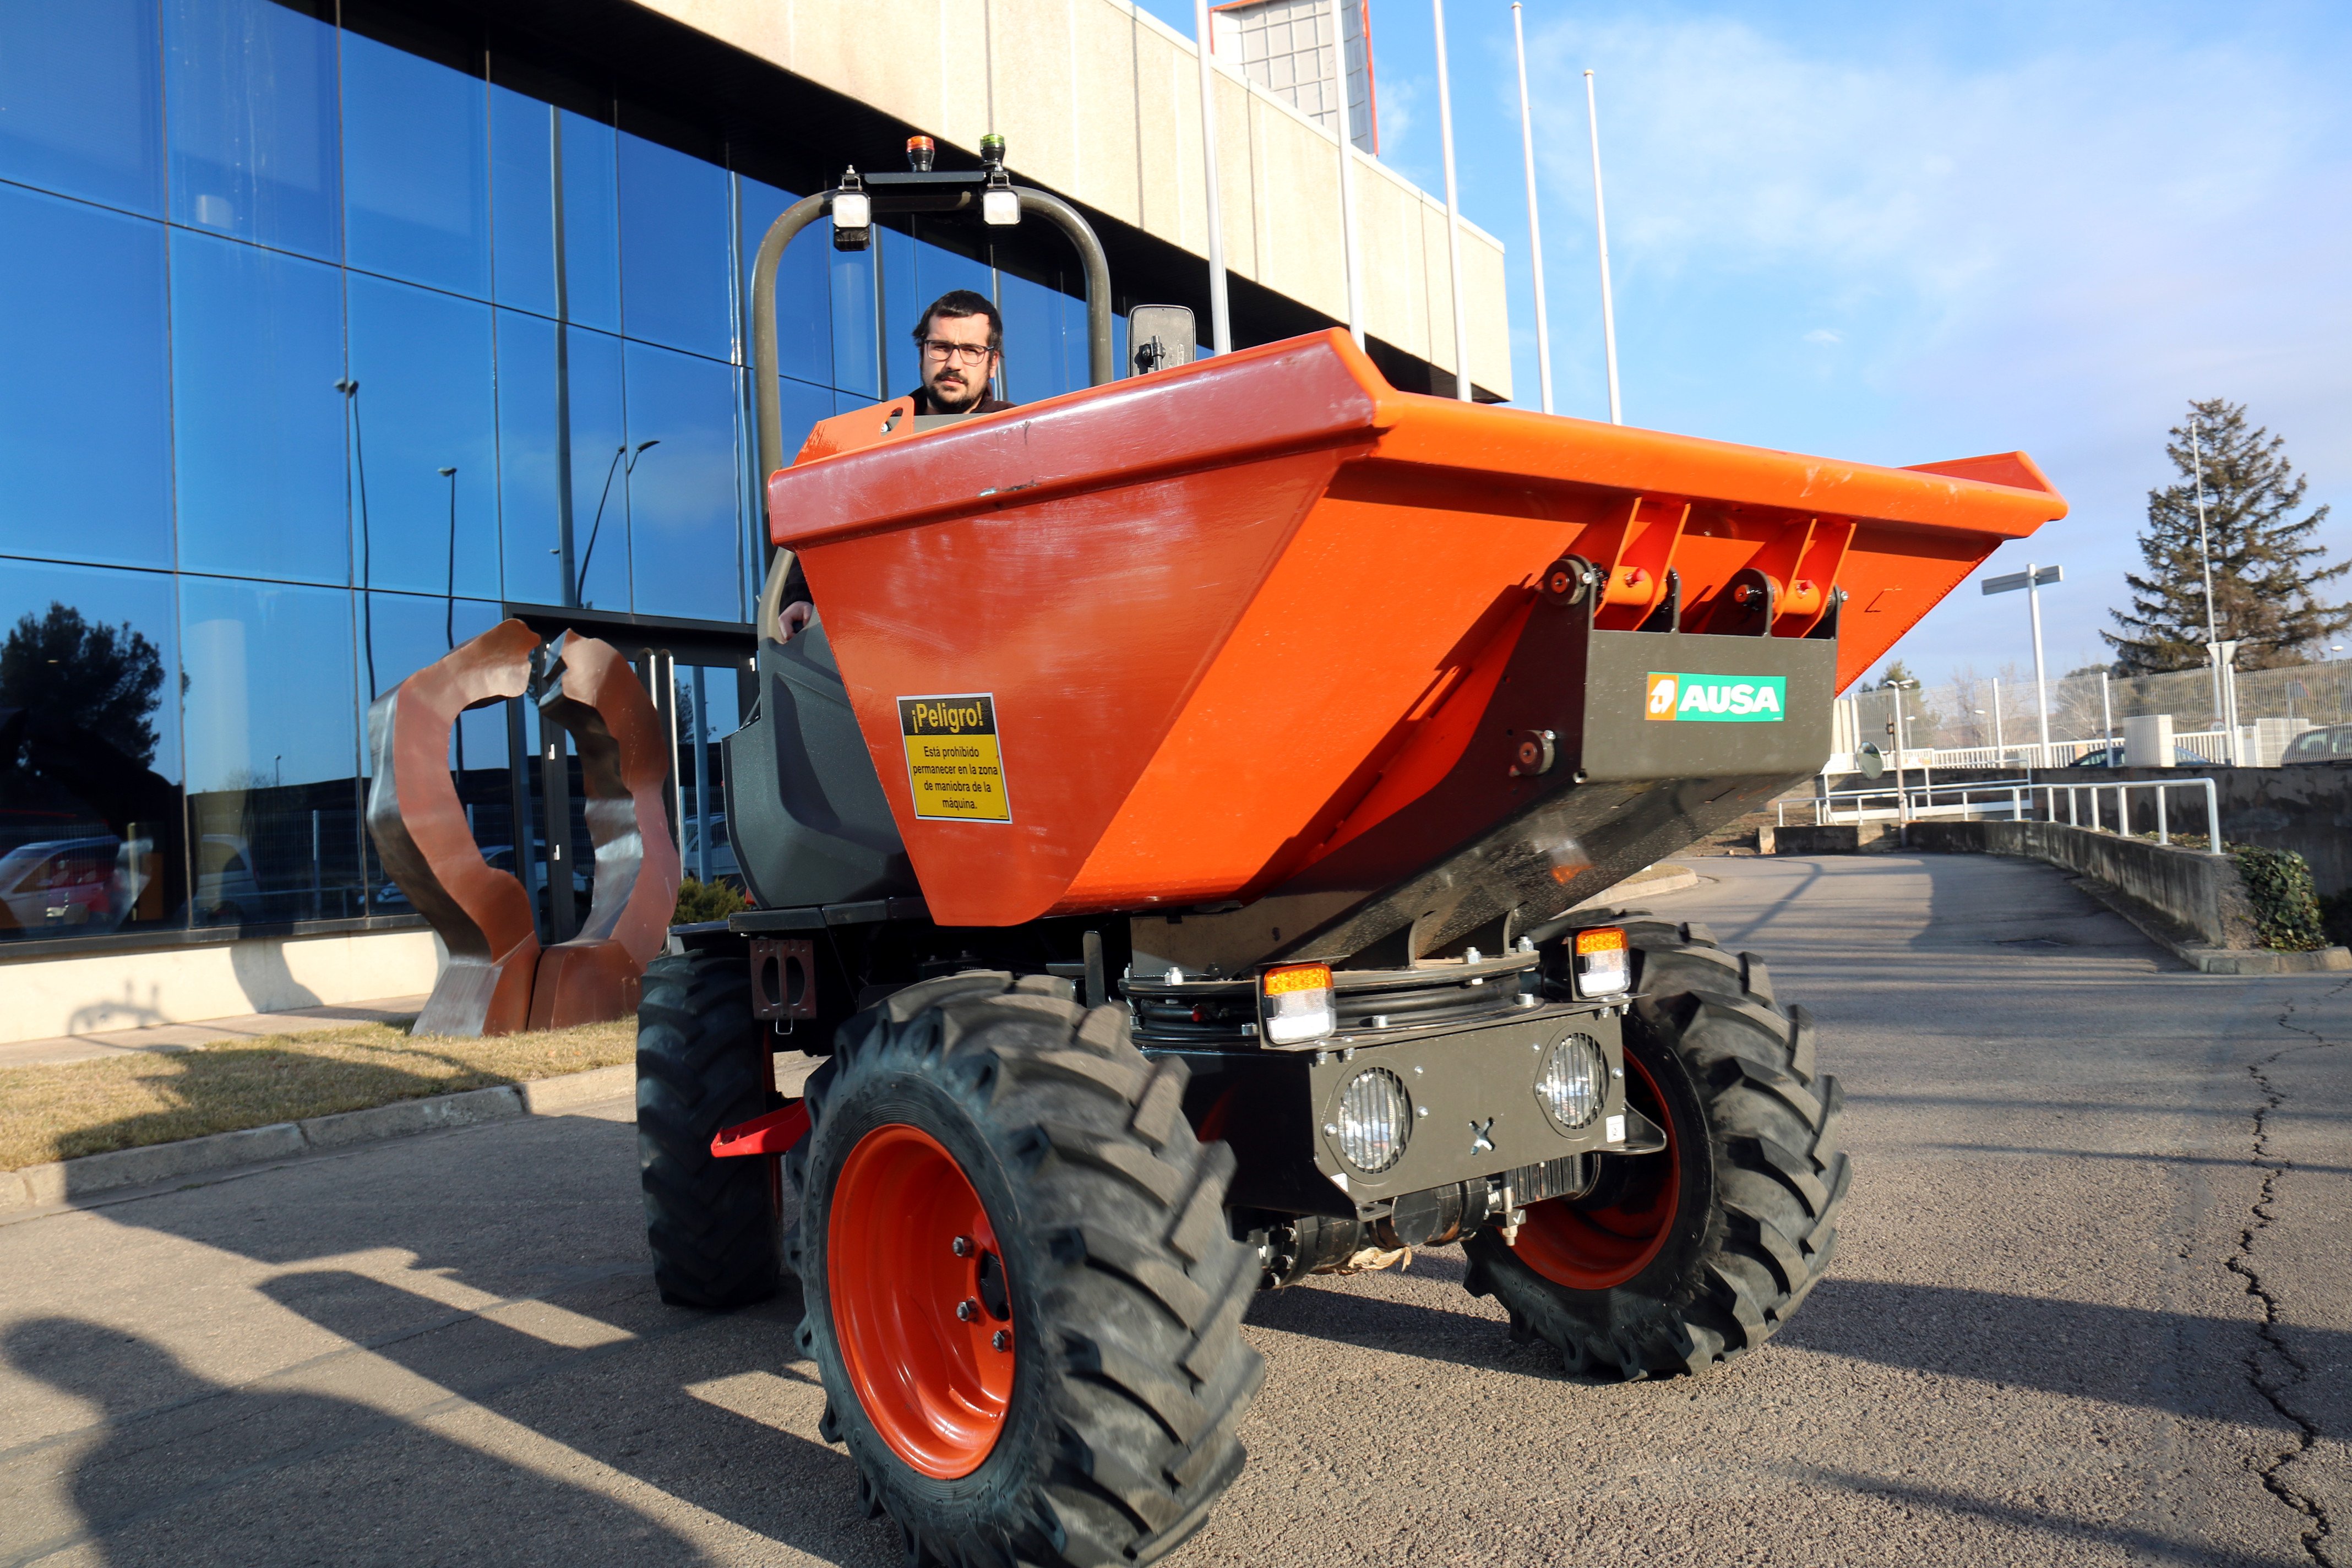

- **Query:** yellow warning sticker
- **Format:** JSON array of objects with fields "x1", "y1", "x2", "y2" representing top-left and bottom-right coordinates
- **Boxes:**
[{"x1": 898, "y1": 694, "x2": 1012, "y2": 823}]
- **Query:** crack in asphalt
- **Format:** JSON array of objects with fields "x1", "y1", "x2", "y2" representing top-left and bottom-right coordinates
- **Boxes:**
[{"x1": 2230, "y1": 975, "x2": 2348, "y2": 1568}]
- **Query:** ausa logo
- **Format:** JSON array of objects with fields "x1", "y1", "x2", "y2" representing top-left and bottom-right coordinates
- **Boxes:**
[{"x1": 1646, "y1": 672, "x2": 1787, "y2": 723}]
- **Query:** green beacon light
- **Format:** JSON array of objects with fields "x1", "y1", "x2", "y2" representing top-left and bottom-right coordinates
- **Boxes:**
[{"x1": 978, "y1": 133, "x2": 1019, "y2": 226}]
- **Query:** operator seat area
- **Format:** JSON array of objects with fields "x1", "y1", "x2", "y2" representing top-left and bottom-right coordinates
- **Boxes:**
[{"x1": 722, "y1": 595, "x2": 916, "y2": 910}]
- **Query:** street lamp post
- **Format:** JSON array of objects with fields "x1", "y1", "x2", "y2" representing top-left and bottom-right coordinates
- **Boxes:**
[
  {"x1": 1583, "y1": 70, "x2": 1622, "y2": 425},
  {"x1": 1510, "y1": 2, "x2": 1553, "y2": 413},
  {"x1": 1431, "y1": 0, "x2": 1472, "y2": 401},
  {"x1": 575, "y1": 440, "x2": 659, "y2": 605},
  {"x1": 1193, "y1": 0, "x2": 1233, "y2": 356},
  {"x1": 1327, "y1": 0, "x2": 1365, "y2": 348},
  {"x1": 1981, "y1": 563, "x2": 2062, "y2": 764}
]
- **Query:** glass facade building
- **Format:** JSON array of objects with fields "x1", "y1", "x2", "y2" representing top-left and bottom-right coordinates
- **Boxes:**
[{"x1": 0, "y1": 0, "x2": 1107, "y2": 950}]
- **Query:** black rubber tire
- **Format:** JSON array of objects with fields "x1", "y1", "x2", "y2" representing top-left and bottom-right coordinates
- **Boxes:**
[
  {"x1": 788, "y1": 972, "x2": 1265, "y2": 1568},
  {"x1": 1464, "y1": 916, "x2": 1850, "y2": 1379},
  {"x1": 636, "y1": 948, "x2": 783, "y2": 1308}
]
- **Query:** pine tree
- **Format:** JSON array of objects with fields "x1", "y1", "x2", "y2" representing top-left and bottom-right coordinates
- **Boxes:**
[{"x1": 2105, "y1": 399, "x2": 2350, "y2": 673}]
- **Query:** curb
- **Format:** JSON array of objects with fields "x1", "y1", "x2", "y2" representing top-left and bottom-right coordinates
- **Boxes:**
[
  {"x1": 2068, "y1": 877, "x2": 2352, "y2": 976},
  {"x1": 1574, "y1": 864, "x2": 1701, "y2": 908},
  {"x1": 0, "y1": 1063, "x2": 634, "y2": 1214}
]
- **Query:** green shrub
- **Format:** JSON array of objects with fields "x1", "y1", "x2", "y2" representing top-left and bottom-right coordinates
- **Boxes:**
[
  {"x1": 672, "y1": 876, "x2": 748, "y2": 926},
  {"x1": 2320, "y1": 890, "x2": 2352, "y2": 951},
  {"x1": 2226, "y1": 844, "x2": 2328, "y2": 951}
]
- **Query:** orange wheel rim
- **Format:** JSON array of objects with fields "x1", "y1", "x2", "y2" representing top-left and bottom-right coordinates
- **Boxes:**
[
  {"x1": 827, "y1": 1124, "x2": 1014, "y2": 1478},
  {"x1": 1512, "y1": 1054, "x2": 1681, "y2": 1292}
]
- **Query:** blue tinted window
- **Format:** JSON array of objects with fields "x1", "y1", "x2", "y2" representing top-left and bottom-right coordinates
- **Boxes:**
[
  {"x1": 556, "y1": 111, "x2": 618, "y2": 333},
  {"x1": 832, "y1": 245, "x2": 879, "y2": 399},
  {"x1": 774, "y1": 376, "x2": 834, "y2": 464},
  {"x1": 179, "y1": 574, "x2": 362, "y2": 925},
  {"x1": 164, "y1": 0, "x2": 340, "y2": 260},
  {"x1": 494, "y1": 308, "x2": 562, "y2": 603},
  {"x1": 997, "y1": 269, "x2": 1071, "y2": 404},
  {"x1": 341, "y1": 31, "x2": 489, "y2": 297},
  {"x1": 0, "y1": 186, "x2": 171, "y2": 568},
  {"x1": 565, "y1": 327, "x2": 628, "y2": 610},
  {"x1": 0, "y1": 559, "x2": 183, "y2": 939},
  {"x1": 489, "y1": 86, "x2": 556, "y2": 317},
  {"x1": 619, "y1": 131, "x2": 730, "y2": 358},
  {"x1": 171, "y1": 230, "x2": 347, "y2": 584},
  {"x1": 624, "y1": 341, "x2": 740, "y2": 620},
  {"x1": 345, "y1": 274, "x2": 498, "y2": 599},
  {"x1": 740, "y1": 177, "x2": 831, "y2": 387},
  {"x1": 0, "y1": 0, "x2": 165, "y2": 215}
]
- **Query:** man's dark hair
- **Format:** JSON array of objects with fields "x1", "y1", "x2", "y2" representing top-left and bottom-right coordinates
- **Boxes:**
[{"x1": 912, "y1": 289, "x2": 1003, "y2": 355}]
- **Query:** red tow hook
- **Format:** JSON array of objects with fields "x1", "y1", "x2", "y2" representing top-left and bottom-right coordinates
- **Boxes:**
[{"x1": 711, "y1": 1098, "x2": 809, "y2": 1158}]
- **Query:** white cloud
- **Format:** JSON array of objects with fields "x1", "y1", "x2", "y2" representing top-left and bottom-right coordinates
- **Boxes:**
[{"x1": 1804, "y1": 328, "x2": 1843, "y2": 344}]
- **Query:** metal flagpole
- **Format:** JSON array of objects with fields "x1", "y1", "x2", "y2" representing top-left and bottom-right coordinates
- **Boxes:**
[
  {"x1": 1194, "y1": 0, "x2": 1233, "y2": 354},
  {"x1": 1511, "y1": 2, "x2": 1553, "y2": 413},
  {"x1": 2027, "y1": 565, "x2": 2051, "y2": 760},
  {"x1": 1431, "y1": 0, "x2": 1472, "y2": 400},
  {"x1": 1583, "y1": 69, "x2": 1621, "y2": 424},
  {"x1": 1327, "y1": 0, "x2": 1365, "y2": 347}
]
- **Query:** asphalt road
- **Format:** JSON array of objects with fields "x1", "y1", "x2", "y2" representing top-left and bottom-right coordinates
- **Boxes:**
[{"x1": 2, "y1": 852, "x2": 2345, "y2": 1568}]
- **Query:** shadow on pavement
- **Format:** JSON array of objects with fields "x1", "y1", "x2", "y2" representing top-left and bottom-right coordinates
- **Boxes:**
[
  {"x1": 2, "y1": 1315, "x2": 713, "y2": 1567},
  {"x1": 1244, "y1": 1267, "x2": 2306, "y2": 1432}
]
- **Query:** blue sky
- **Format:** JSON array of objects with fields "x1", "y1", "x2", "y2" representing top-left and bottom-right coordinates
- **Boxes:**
[{"x1": 1128, "y1": 0, "x2": 2352, "y2": 688}]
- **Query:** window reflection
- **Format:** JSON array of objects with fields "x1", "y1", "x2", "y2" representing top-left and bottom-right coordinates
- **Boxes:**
[
  {"x1": 0, "y1": 185, "x2": 172, "y2": 569},
  {"x1": 171, "y1": 228, "x2": 348, "y2": 584},
  {"x1": 345, "y1": 274, "x2": 498, "y2": 599},
  {"x1": 341, "y1": 31, "x2": 490, "y2": 298},
  {"x1": 180, "y1": 575, "x2": 360, "y2": 925},
  {"x1": 739, "y1": 177, "x2": 832, "y2": 388},
  {"x1": 557, "y1": 110, "x2": 619, "y2": 334},
  {"x1": 624, "y1": 341, "x2": 741, "y2": 622},
  {"x1": 359, "y1": 591, "x2": 508, "y2": 913},
  {"x1": 831, "y1": 243, "x2": 879, "y2": 400},
  {"x1": 164, "y1": 0, "x2": 340, "y2": 260},
  {"x1": 998, "y1": 265, "x2": 1083, "y2": 405},
  {"x1": 0, "y1": 0, "x2": 165, "y2": 216},
  {"x1": 676, "y1": 663, "x2": 745, "y2": 886},
  {"x1": 619, "y1": 130, "x2": 730, "y2": 360},
  {"x1": 566, "y1": 327, "x2": 628, "y2": 611},
  {"x1": 489, "y1": 87, "x2": 557, "y2": 317},
  {"x1": 0, "y1": 561, "x2": 183, "y2": 940}
]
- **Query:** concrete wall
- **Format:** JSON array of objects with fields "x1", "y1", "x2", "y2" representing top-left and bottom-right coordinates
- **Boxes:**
[
  {"x1": 1905, "y1": 820, "x2": 2261, "y2": 950},
  {"x1": 645, "y1": 0, "x2": 1512, "y2": 396},
  {"x1": 1863, "y1": 763, "x2": 2352, "y2": 896},
  {"x1": 0, "y1": 929, "x2": 446, "y2": 1046}
]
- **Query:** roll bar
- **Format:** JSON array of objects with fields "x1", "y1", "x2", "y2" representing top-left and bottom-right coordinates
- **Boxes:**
[{"x1": 747, "y1": 173, "x2": 1116, "y2": 486}]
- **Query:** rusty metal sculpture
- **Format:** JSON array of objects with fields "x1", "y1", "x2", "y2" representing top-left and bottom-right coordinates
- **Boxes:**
[
  {"x1": 366, "y1": 620, "x2": 682, "y2": 1037},
  {"x1": 527, "y1": 630, "x2": 683, "y2": 1029}
]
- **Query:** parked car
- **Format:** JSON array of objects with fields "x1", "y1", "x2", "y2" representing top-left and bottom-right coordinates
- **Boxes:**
[
  {"x1": 680, "y1": 813, "x2": 741, "y2": 883},
  {"x1": 2282, "y1": 723, "x2": 2352, "y2": 764},
  {"x1": 2067, "y1": 743, "x2": 2219, "y2": 768},
  {"x1": 0, "y1": 836, "x2": 119, "y2": 929},
  {"x1": 374, "y1": 843, "x2": 590, "y2": 912}
]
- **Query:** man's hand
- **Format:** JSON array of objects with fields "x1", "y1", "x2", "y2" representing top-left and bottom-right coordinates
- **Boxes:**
[{"x1": 778, "y1": 600, "x2": 815, "y2": 641}]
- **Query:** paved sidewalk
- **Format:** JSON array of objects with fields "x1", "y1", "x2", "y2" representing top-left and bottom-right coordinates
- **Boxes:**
[{"x1": 0, "y1": 996, "x2": 431, "y2": 1071}]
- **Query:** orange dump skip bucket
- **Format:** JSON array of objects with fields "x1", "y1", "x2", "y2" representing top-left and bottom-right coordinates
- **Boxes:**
[{"x1": 769, "y1": 330, "x2": 2062, "y2": 937}]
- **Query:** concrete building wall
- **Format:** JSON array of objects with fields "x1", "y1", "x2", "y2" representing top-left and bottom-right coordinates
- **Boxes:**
[{"x1": 642, "y1": 0, "x2": 1512, "y2": 397}]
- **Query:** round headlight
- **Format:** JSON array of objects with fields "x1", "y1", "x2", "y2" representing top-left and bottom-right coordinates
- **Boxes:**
[
  {"x1": 1333, "y1": 1067, "x2": 1410, "y2": 1173},
  {"x1": 1536, "y1": 1033, "x2": 1605, "y2": 1130}
]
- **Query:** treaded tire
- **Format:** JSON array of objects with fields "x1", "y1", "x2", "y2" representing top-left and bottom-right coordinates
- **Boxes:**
[
  {"x1": 1463, "y1": 916, "x2": 1850, "y2": 1378},
  {"x1": 788, "y1": 971, "x2": 1265, "y2": 1568},
  {"x1": 637, "y1": 948, "x2": 782, "y2": 1308}
]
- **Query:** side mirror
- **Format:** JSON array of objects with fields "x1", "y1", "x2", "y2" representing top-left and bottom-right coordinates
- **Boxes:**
[{"x1": 1128, "y1": 305, "x2": 1196, "y2": 376}]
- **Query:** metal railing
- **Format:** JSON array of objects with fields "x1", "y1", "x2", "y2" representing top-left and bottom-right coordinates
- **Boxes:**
[
  {"x1": 2032, "y1": 776, "x2": 2221, "y2": 851},
  {"x1": 1783, "y1": 778, "x2": 2037, "y2": 826}
]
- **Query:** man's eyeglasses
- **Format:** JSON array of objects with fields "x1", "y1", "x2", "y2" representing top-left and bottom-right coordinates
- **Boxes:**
[{"x1": 921, "y1": 339, "x2": 994, "y2": 365}]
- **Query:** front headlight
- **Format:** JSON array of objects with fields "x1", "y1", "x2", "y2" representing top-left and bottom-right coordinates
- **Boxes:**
[
  {"x1": 1332, "y1": 1066, "x2": 1410, "y2": 1173},
  {"x1": 1536, "y1": 1032, "x2": 1606, "y2": 1130}
]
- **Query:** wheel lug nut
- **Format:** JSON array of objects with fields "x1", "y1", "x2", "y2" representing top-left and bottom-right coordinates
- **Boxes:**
[
  {"x1": 951, "y1": 1235, "x2": 973, "y2": 1257},
  {"x1": 956, "y1": 1298, "x2": 979, "y2": 1322},
  {"x1": 992, "y1": 1329, "x2": 1011, "y2": 1352}
]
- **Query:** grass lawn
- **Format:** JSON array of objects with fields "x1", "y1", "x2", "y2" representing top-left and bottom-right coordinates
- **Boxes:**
[{"x1": 0, "y1": 1017, "x2": 636, "y2": 1172}]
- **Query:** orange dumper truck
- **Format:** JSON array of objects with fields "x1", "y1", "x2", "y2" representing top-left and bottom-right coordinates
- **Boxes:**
[{"x1": 636, "y1": 146, "x2": 2064, "y2": 1567}]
